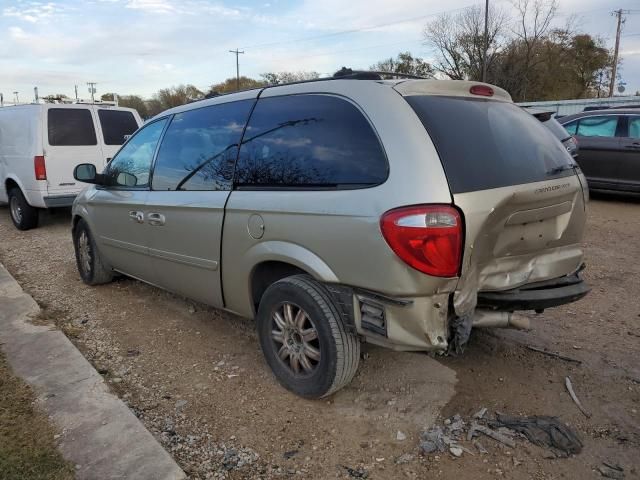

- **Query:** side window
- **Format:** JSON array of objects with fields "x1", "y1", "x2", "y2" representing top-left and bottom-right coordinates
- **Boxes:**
[
  {"x1": 103, "y1": 118, "x2": 167, "y2": 188},
  {"x1": 235, "y1": 94, "x2": 388, "y2": 187},
  {"x1": 98, "y1": 110, "x2": 140, "y2": 145},
  {"x1": 575, "y1": 116, "x2": 618, "y2": 137},
  {"x1": 563, "y1": 120, "x2": 577, "y2": 135},
  {"x1": 152, "y1": 100, "x2": 253, "y2": 191},
  {"x1": 48, "y1": 108, "x2": 97, "y2": 146},
  {"x1": 628, "y1": 117, "x2": 640, "y2": 139}
]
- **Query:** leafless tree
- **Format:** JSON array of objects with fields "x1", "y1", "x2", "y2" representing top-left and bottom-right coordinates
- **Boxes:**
[{"x1": 424, "y1": 5, "x2": 508, "y2": 80}]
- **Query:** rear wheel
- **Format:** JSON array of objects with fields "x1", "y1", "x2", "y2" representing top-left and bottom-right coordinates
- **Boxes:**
[
  {"x1": 73, "y1": 219, "x2": 113, "y2": 285},
  {"x1": 257, "y1": 275, "x2": 360, "y2": 398},
  {"x1": 8, "y1": 188, "x2": 39, "y2": 230}
]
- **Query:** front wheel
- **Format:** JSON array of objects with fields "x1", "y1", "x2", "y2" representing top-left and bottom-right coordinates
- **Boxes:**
[
  {"x1": 73, "y1": 219, "x2": 114, "y2": 285},
  {"x1": 257, "y1": 275, "x2": 360, "y2": 398}
]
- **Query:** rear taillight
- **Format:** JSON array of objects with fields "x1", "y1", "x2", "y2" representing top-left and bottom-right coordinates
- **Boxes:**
[
  {"x1": 381, "y1": 205, "x2": 463, "y2": 277},
  {"x1": 34, "y1": 155, "x2": 47, "y2": 180},
  {"x1": 470, "y1": 84, "x2": 494, "y2": 97}
]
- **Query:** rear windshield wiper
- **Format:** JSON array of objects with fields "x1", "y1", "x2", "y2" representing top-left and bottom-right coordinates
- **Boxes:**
[{"x1": 547, "y1": 164, "x2": 576, "y2": 175}]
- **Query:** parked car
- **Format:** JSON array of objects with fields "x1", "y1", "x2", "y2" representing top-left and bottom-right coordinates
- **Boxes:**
[
  {"x1": 0, "y1": 103, "x2": 142, "y2": 230},
  {"x1": 525, "y1": 107, "x2": 579, "y2": 158},
  {"x1": 71, "y1": 77, "x2": 589, "y2": 398},
  {"x1": 559, "y1": 109, "x2": 640, "y2": 193}
]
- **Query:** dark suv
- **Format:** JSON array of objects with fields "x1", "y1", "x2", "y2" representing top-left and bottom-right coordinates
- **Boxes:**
[{"x1": 560, "y1": 109, "x2": 640, "y2": 193}]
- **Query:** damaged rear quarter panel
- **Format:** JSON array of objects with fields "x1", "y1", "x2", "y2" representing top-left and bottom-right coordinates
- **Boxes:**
[{"x1": 453, "y1": 175, "x2": 587, "y2": 317}]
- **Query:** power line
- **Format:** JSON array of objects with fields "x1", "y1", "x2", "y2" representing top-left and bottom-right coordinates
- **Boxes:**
[{"x1": 239, "y1": 5, "x2": 475, "y2": 51}]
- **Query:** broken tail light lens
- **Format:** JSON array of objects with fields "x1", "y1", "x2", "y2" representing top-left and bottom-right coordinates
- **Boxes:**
[
  {"x1": 34, "y1": 155, "x2": 47, "y2": 180},
  {"x1": 381, "y1": 205, "x2": 463, "y2": 277}
]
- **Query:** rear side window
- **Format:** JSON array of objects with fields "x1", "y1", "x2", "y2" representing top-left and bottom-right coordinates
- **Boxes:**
[
  {"x1": 98, "y1": 110, "x2": 139, "y2": 145},
  {"x1": 47, "y1": 108, "x2": 97, "y2": 146},
  {"x1": 152, "y1": 100, "x2": 253, "y2": 191},
  {"x1": 629, "y1": 117, "x2": 640, "y2": 139},
  {"x1": 405, "y1": 96, "x2": 574, "y2": 194},
  {"x1": 235, "y1": 94, "x2": 387, "y2": 187},
  {"x1": 575, "y1": 116, "x2": 618, "y2": 137}
]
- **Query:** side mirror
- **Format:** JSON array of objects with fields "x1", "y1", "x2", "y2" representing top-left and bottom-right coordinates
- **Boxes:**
[{"x1": 74, "y1": 163, "x2": 99, "y2": 184}]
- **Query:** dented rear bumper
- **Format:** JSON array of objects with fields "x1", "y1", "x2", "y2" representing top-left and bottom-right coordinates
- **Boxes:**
[{"x1": 476, "y1": 268, "x2": 590, "y2": 312}]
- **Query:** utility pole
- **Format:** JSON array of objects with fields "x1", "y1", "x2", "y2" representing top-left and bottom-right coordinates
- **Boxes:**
[
  {"x1": 609, "y1": 9, "x2": 628, "y2": 97},
  {"x1": 229, "y1": 49, "x2": 245, "y2": 91},
  {"x1": 482, "y1": 0, "x2": 489, "y2": 82},
  {"x1": 87, "y1": 82, "x2": 97, "y2": 103},
  {"x1": 74, "y1": 85, "x2": 79, "y2": 101}
]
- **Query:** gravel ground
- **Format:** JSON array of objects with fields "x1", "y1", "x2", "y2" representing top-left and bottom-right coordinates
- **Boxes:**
[{"x1": 0, "y1": 195, "x2": 638, "y2": 479}]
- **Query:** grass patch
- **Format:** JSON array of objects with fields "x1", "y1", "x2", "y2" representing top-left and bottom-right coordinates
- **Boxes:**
[{"x1": 0, "y1": 352, "x2": 74, "y2": 480}]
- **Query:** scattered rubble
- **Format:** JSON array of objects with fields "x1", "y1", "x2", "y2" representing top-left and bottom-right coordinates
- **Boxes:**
[{"x1": 419, "y1": 410, "x2": 583, "y2": 460}]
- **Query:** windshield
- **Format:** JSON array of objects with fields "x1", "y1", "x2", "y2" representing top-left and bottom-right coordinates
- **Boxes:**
[{"x1": 405, "y1": 96, "x2": 575, "y2": 194}]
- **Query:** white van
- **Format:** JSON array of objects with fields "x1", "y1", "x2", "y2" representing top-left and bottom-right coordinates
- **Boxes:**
[{"x1": 0, "y1": 103, "x2": 142, "y2": 229}]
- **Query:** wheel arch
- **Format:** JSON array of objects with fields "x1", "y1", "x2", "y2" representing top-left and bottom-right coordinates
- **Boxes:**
[{"x1": 229, "y1": 241, "x2": 340, "y2": 318}]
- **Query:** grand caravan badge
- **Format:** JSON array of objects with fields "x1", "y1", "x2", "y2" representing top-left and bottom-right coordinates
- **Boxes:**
[{"x1": 534, "y1": 183, "x2": 571, "y2": 194}]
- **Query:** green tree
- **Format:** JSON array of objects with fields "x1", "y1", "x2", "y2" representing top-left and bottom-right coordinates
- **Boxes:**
[
  {"x1": 370, "y1": 52, "x2": 435, "y2": 78},
  {"x1": 208, "y1": 76, "x2": 265, "y2": 95},
  {"x1": 154, "y1": 84, "x2": 204, "y2": 110},
  {"x1": 260, "y1": 71, "x2": 321, "y2": 85},
  {"x1": 118, "y1": 95, "x2": 149, "y2": 118}
]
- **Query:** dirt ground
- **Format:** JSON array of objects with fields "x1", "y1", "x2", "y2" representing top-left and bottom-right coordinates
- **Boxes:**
[{"x1": 0, "y1": 195, "x2": 638, "y2": 480}]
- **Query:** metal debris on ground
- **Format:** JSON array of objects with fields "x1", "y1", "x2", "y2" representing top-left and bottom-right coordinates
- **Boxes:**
[
  {"x1": 419, "y1": 426, "x2": 448, "y2": 454},
  {"x1": 598, "y1": 463, "x2": 625, "y2": 479},
  {"x1": 467, "y1": 423, "x2": 516, "y2": 448},
  {"x1": 473, "y1": 407, "x2": 487, "y2": 419},
  {"x1": 526, "y1": 345, "x2": 582, "y2": 364},
  {"x1": 490, "y1": 414, "x2": 583, "y2": 456},
  {"x1": 565, "y1": 376, "x2": 592, "y2": 418}
]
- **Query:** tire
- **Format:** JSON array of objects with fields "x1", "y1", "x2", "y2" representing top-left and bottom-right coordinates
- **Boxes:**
[
  {"x1": 8, "y1": 188, "x2": 38, "y2": 230},
  {"x1": 257, "y1": 275, "x2": 360, "y2": 398},
  {"x1": 73, "y1": 219, "x2": 114, "y2": 285}
]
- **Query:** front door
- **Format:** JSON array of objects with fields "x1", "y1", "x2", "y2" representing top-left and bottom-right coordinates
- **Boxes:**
[
  {"x1": 146, "y1": 99, "x2": 255, "y2": 306},
  {"x1": 87, "y1": 117, "x2": 168, "y2": 282},
  {"x1": 617, "y1": 115, "x2": 640, "y2": 192},
  {"x1": 144, "y1": 97, "x2": 255, "y2": 307}
]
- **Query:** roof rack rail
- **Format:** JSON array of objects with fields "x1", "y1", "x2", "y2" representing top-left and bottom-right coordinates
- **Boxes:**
[
  {"x1": 200, "y1": 67, "x2": 430, "y2": 102},
  {"x1": 332, "y1": 67, "x2": 429, "y2": 80}
]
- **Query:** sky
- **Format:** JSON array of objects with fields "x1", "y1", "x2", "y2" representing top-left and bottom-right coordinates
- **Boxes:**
[{"x1": 1, "y1": 0, "x2": 639, "y2": 102}]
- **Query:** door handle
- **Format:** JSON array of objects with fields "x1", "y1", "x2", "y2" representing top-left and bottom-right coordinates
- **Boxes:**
[
  {"x1": 147, "y1": 212, "x2": 166, "y2": 226},
  {"x1": 129, "y1": 211, "x2": 144, "y2": 223}
]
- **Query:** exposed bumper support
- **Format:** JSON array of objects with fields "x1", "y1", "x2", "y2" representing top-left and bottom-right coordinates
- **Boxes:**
[{"x1": 476, "y1": 270, "x2": 590, "y2": 312}]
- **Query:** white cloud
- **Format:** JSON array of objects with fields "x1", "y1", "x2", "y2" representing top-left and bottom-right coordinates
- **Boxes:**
[
  {"x1": 126, "y1": 0, "x2": 176, "y2": 14},
  {"x1": 2, "y1": 1, "x2": 65, "y2": 23}
]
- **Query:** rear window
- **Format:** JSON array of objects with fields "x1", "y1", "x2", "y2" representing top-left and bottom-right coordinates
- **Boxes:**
[
  {"x1": 405, "y1": 96, "x2": 575, "y2": 194},
  {"x1": 47, "y1": 108, "x2": 97, "y2": 146},
  {"x1": 98, "y1": 109, "x2": 139, "y2": 145}
]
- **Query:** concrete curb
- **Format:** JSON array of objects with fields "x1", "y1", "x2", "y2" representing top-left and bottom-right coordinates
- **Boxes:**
[{"x1": 0, "y1": 263, "x2": 186, "y2": 480}]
